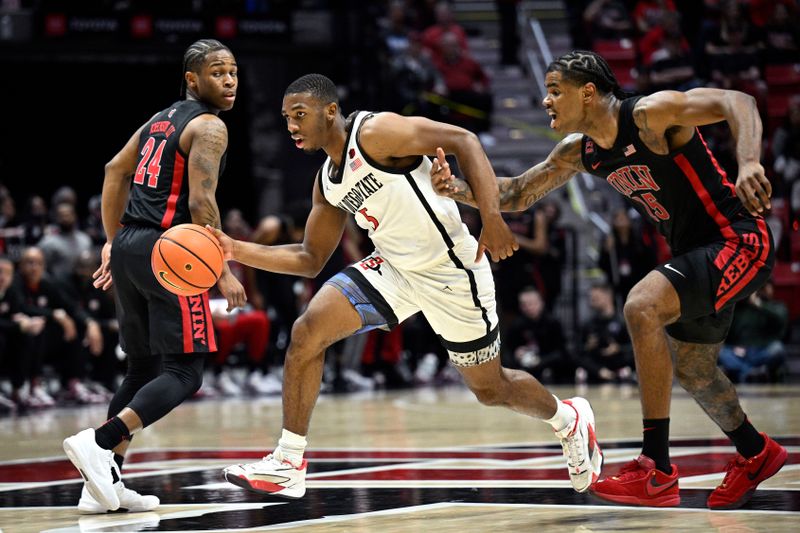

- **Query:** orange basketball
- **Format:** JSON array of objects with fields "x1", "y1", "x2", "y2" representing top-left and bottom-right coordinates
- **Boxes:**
[{"x1": 151, "y1": 223, "x2": 224, "y2": 296}]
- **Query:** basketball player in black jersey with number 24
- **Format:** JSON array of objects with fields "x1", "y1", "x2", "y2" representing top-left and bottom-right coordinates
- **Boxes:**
[
  {"x1": 433, "y1": 50, "x2": 786, "y2": 510},
  {"x1": 61, "y1": 39, "x2": 246, "y2": 514}
]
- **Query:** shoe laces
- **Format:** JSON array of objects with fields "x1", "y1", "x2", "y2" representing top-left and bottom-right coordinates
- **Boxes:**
[
  {"x1": 560, "y1": 428, "x2": 585, "y2": 468},
  {"x1": 240, "y1": 454, "x2": 286, "y2": 473},
  {"x1": 613, "y1": 459, "x2": 648, "y2": 482},
  {"x1": 717, "y1": 454, "x2": 748, "y2": 489}
]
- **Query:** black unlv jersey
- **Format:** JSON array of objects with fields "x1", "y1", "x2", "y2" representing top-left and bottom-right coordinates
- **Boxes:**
[
  {"x1": 121, "y1": 100, "x2": 225, "y2": 229},
  {"x1": 581, "y1": 96, "x2": 754, "y2": 255}
]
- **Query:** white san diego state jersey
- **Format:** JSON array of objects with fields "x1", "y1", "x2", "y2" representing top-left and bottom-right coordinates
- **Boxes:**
[{"x1": 319, "y1": 111, "x2": 476, "y2": 271}]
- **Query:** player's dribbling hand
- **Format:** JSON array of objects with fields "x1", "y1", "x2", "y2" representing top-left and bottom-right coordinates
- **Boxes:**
[
  {"x1": 735, "y1": 162, "x2": 772, "y2": 216},
  {"x1": 92, "y1": 242, "x2": 113, "y2": 290},
  {"x1": 205, "y1": 225, "x2": 235, "y2": 261}
]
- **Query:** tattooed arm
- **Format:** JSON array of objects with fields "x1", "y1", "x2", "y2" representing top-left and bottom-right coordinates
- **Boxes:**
[
  {"x1": 434, "y1": 134, "x2": 584, "y2": 212},
  {"x1": 186, "y1": 114, "x2": 246, "y2": 310},
  {"x1": 633, "y1": 88, "x2": 770, "y2": 215},
  {"x1": 187, "y1": 115, "x2": 227, "y2": 229}
]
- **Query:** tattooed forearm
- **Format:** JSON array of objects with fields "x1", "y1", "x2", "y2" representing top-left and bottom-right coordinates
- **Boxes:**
[
  {"x1": 188, "y1": 117, "x2": 227, "y2": 229},
  {"x1": 496, "y1": 135, "x2": 582, "y2": 211},
  {"x1": 672, "y1": 339, "x2": 745, "y2": 432},
  {"x1": 448, "y1": 179, "x2": 475, "y2": 205},
  {"x1": 498, "y1": 164, "x2": 575, "y2": 211}
]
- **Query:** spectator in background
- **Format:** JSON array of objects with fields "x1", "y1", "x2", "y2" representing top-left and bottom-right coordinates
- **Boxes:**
[
  {"x1": 207, "y1": 208, "x2": 278, "y2": 397},
  {"x1": 251, "y1": 201, "x2": 309, "y2": 370},
  {"x1": 22, "y1": 195, "x2": 48, "y2": 246},
  {"x1": 719, "y1": 281, "x2": 788, "y2": 383},
  {"x1": 433, "y1": 31, "x2": 493, "y2": 134},
  {"x1": 380, "y1": 0, "x2": 413, "y2": 58},
  {"x1": 50, "y1": 185, "x2": 78, "y2": 212},
  {"x1": 385, "y1": 31, "x2": 445, "y2": 116},
  {"x1": 0, "y1": 255, "x2": 44, "y2": 412},
  {"x1": 495, "y1": 0, "x2": 521, "y2": 67},
  {"x1": 0, "y1": 191, "x2": 23, "y2": 259},
  {"x1": 0, "y1": 189, "x2": 16, "y2": 229},
  {"x1": 503, "y1": 286, "x2": 572, "y2": 384},
  {"x1": 60, "y1": 251, "x2": 119, "y2": 396},
  {"x1": 641, "y1": 12, "x2": 701, "y2": 92},
  {"x1": 576, "y1": 282, "x2": 634, "y2": 384},
  {"x1": 704, "y1": 0, "x2": 767, "y2": 110},
  {"x1": 583, "y1": 0, "x2": 635, "y2": 42},
  {"x1": 422, "y1": 1, "x2": 469, "y2": 61},
  {"x1": 16, "y1": 246, "x2": 104, "y2": 406},
  {"x1": 633, "y1": 0, "x2": 677, "y2": 37},
  {"x1": 84, "y1": 195, "x2": 106, "y2": 247},
  {"x1": 762, "y1": 2, "x2": 800, "y2": 65},
  {"x1": 408, "y1": 0, "x2": 438, "y2": 31},
  {"x1": 495, "y1": 206, "x2": 547, "y2": 322},
  {"x1": 598, "y1": 208, "x2": 658, "y2": 303},
  {"x1": 533, "y1": 200, "x2": 567, "y2": 311},
  {"x1": 772, "y1": 96, "x2": 800, "y2": 221},
  {"x1": 38, "y1": 202, "x2": 93, "y2": 279}
]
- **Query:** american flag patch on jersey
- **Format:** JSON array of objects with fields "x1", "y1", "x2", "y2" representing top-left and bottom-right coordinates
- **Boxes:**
[
  {"x1": 624, "y1": 144, "x2": 637, "y2": 156},
  {"x1": 350, "y1": 158, "x2": 363, "y2": 171}
]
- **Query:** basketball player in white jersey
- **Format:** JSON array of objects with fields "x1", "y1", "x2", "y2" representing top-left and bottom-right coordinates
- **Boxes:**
[{"x1": 208, "y1": 74, "x2": 603, "y2": 498}]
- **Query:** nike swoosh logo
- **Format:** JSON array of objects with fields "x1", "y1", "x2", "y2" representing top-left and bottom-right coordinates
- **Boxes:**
[
  {"x1": 747, "y1": 454, "x2": 769, "y2": 481},
  {"x1": 663, "y1": 264, "x2": 686, "y2": 278},
  {"x1": 591, "y1": 161, "x2": 601, "y2": 170},
  {"x1": 646, "y1": 475, "x2": 678, "y2": 496},
  {"x1": 158, "y1": 271, "x2": 183, "y2": 290}
]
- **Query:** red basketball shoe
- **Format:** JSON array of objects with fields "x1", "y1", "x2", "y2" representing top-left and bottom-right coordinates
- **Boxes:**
[
  {"x1": 707, "y1": 433, "x2": 787, "y2": 510},
  {"x1": 591, "y1": 455, "x2": 680, "y2": 507}
]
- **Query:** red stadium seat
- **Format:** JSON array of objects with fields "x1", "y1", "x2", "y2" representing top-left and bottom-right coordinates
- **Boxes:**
[
  {"x1": 772, "y1": 260, "x2": 800, "y2": 320},
  {"x1": 593, "y1": 39, "x2": 638, "y2": 90},
  {"x1": 765, "y1": 64, "x2": 800, "y2": 87}
]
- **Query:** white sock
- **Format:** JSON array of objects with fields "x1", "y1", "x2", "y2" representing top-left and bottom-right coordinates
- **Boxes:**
[
  {"x1": 274, "y1": 429, "x2": 307, "y2": 467},
  {"x1": 544, "y1": 395, "x2": 576, "y2": 433}
]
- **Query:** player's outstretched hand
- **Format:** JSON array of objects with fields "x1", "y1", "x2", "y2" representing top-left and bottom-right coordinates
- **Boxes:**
[
  {"x1": 476, "y1": 216, "x2": 519, "y2": 263},
  {"x1": 92, "y1": 242, "x2": 113, "y2": 290},
  {"x1": 736, "y1": 162, "x2": 771, "y2": 216},
  {"x1": 205, "y1": 225, "x2": 235, "y2": 261},
  {"x1": 432, "y1": 147, "x2": 468, "y2": 197}
]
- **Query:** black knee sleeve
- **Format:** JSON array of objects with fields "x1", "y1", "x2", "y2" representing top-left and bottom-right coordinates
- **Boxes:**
[
  {"x1": 126, "y1": 354, "x2": 205, "y2": 428},
  {"x1": 108, "y1": 354, "x2": 162, "y2": 419}
]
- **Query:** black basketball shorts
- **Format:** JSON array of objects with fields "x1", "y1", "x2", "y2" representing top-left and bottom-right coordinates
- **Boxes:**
[
  {"x1": 111, "y1": 225, "x2": 216, "y2": 356},
  {"x1": 655, "y1": 217, "x2": 774, "y2": 344}
]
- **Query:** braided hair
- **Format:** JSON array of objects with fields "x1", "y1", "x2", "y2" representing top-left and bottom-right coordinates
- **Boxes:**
[
  {"x1": 179, "y1": 39, "x2": 232, "y2": 98},
  {"x1": 284, "y1": 74, "x2": 339, "y2": 105},
  {"x1": 546, "y1": 50, "x2": 629, "y2": 99}
]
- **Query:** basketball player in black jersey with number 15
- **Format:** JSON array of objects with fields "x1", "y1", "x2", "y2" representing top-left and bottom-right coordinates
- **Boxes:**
[
  {"x1": 433, "y1": 50, "x2": 787, "y2": 510},
  {"x1": 61, "y1": 39, "x2": 246, "y2": 514}
]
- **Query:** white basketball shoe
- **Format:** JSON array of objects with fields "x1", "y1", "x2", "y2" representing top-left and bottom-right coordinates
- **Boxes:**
[
  {"x1": 223, "y1": 454, "x2": 307, "y2": 499},
  {"x1": 63, "y1": 428, "x2": 120, "y2": 510},
  {"x1": 78, "y1": 480, "x2": 160, "y2": 514},
  {"x1": 555, "y1": 397, "x2": 603, "y2": 493}
]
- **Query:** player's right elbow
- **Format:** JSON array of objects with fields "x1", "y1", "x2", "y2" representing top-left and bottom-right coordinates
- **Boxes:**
[
  {"x1": 104, "y1": 159, "x2": 126, "y2": 180},
  {"x1": 187, "y1": 196, "x2": 211, "y2": 222},
  {"x1": 302, "y1": 261, "x2": 324, "y2": 279}
]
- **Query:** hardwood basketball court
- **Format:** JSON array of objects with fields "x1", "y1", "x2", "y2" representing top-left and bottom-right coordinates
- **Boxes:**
[{"x1": 1, "y1": 384, "x2": 798, "y2": 532}]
